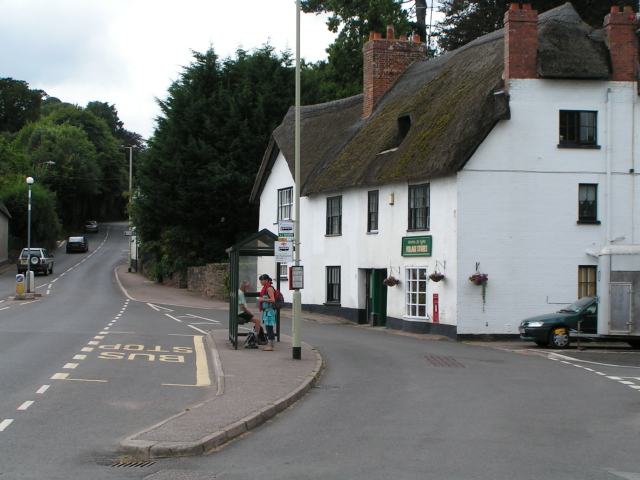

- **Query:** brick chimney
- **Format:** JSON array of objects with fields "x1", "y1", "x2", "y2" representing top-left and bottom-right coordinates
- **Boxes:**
[
  {"x1": 604, "y1": 6, "x2": 639, "y2": 81},
  {"x1": 503, "y1": 3, "x2": 538, "y2": 86},
  {"x1": 362, "y1": 26, "x2": 426, "y2": 118}
]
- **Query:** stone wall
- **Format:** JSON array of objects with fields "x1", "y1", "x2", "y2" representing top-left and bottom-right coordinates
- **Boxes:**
[
  {"x1": 140, "y1": 262, "x2": 228, "y2": 301},
  {"x1": 187, "y1": 263, "x2": 228, "y2": 301}
]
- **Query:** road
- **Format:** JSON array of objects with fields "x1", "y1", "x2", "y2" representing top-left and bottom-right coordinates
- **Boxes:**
[
  {"x1": 0, "y1": 224, "x2": 224, "y2": 479},
  {"x1": 2, "y1": 225, "x2": 640, "y2": 479}
]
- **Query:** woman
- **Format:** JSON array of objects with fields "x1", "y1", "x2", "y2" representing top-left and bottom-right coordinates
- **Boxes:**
[{"x1": 258, "y1": 274, "x2": 276, "y2": 351}]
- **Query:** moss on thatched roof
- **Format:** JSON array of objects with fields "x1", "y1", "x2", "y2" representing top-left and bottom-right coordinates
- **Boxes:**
[{"x1": 250, "y1": 3, "x2": 614, "y2": 201}]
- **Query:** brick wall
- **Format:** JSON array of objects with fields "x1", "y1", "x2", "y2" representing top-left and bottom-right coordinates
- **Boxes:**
[
  {"x1": 363, "y1": 26, "x2": 426, "y2": 118},
  {"x1": 604, "y1": 6, "x2": 639, "y2": 82},
  {"x1": 503, "y1": 3, "x2": 538, "y2": 84}
]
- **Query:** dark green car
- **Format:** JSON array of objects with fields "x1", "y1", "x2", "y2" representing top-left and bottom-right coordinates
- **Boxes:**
[{"x1": 519, "y1": 296, "x2": 598, "y2": 348}]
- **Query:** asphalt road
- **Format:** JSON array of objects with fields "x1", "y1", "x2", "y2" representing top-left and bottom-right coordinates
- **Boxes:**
[
  {"x1": 0, "y1": 224, "x2": 224, "y2": 479},
  {"x1": 2, "y1": 226, "x2": 640, "y2": 479}
]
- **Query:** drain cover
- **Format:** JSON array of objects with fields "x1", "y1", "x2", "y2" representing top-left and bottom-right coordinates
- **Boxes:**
[
  {"x1": 423, "y1": 355, "x2": 465, "y2": 367},
  {"x1": 111, "y1": 460, "x2": 156, "y2": 468}
]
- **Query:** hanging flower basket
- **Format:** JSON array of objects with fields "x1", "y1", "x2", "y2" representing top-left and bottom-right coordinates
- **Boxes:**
[
  {"x1": 469, "y1": 273, "x2": 489, "y2": 310},
  {"x1": 469, "y1": 273, "x2": 488, "y2": 286},
  {"x1": 429, "y1": 272, "x2": 445, "y2": 282},
  {"x1": 383, "y1": 276, "x2": 401, "y2": 287}
]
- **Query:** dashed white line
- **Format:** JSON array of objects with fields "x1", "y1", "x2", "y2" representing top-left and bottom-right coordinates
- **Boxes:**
[
  {"x1": 36, "y1": 385, "x2": 50, "y2": 394},
  {"x1": 63, "y1": 363, "x2": 78, "y2": 369},
  {"x1": 51, "y1": 373, "x2": 69, "y2": 380},
  {"x1": 73, "y1": 355, "x2": 86, "y2": 360},
  {"x1": 17, "y1": 401, "x2": 34, "y2": 411},
  {"x1": 0, "y1": 419, "x2": 14, "y2": 431}
]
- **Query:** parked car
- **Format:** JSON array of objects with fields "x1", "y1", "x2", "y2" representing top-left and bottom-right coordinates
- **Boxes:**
[
  {"x1": 519, "y1": 296, "x2": 598, "y2": 349},
  {"x1": 16, "y1": 248, "x2": 54, "y2": 276},
  {"x1": 66, "y1": 236, "x2": 89, "y2": 253},
  {"x1": 84, "y1": 220, "x2": 99, "y2": 233}
]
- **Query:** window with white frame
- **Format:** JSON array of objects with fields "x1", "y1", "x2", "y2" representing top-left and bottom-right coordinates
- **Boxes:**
[
  {"x1": 279, "y1": 263, "x2": 288, "y2": 280},
  {"x1": 278, "y1": 187, "x2": 293, "y2": 221},
  {"x1": 578, "y1": 265, "x2": 597, "y2": 298},
  {"x1": 405, "y1": 267, "x2": 428, "y2": 318},
  {"x1": 326, "y1": 266, "x2": 341, "y2": 303}
]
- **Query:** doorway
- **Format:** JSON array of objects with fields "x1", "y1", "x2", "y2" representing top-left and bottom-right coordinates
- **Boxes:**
[{"x1": 366, "y1": 269, "x2": 388, "y2": 326}]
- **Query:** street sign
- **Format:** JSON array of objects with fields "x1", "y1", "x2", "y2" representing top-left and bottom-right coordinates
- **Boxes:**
[
  {"x1": 275, "y1": 241, "x2": 294, "y2": 263},
  {"x1": 289, "y1": 266, "x2": 304, "y2": 289},
  {"x1": 278, "y1": 220, "x2": 294, "y2": 242}
]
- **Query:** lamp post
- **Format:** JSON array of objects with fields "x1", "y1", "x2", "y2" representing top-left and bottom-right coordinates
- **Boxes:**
[
  {"x1": 26, "y1": 177, "x2": 34, "y2": 294},
  {"x1": 117, "y1": 146, "x2": 133, "y2": 271},
  {"x1": 292, "y1": 0, "x2": 302, "y2": 360}
]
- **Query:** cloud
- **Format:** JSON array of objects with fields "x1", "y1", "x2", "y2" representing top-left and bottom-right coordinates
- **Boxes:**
[{"x1": 0, "y1": 0, "x2": 334, "y2": 139}]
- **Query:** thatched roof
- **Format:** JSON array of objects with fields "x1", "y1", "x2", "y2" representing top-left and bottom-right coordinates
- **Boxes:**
[{"x1": 250, "y1": 3, "x2": 613, "y2": 201}]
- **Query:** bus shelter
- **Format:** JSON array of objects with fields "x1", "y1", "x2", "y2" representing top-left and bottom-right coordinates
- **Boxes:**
[{"x1": 226, "y1": 229, "x2": 281, "y2": 349}]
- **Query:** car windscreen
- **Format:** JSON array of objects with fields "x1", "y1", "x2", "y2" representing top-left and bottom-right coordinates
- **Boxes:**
[
  {"x1": 68, "y1": 237, "x2": 84, "y2": 242},
  {"x1": 561, "y1": 297, "x2": 595, "y2": 313}
]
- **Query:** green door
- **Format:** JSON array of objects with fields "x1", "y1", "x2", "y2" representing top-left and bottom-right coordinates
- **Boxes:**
[{"x1": 370, "y1": 269, "x2": 388, "y2": 326}]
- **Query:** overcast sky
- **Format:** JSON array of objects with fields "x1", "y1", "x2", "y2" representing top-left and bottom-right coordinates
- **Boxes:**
[{"x1": 0, "y1": 0, "x2": 335, "y2": 140}]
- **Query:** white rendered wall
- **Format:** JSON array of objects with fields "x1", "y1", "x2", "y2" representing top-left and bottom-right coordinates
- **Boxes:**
[
  {"x1": 456, "y1": 78, "x2": 639, "y2": 334},
  {"x1": 258, "y1": 78, "x2": 639, "y2": 335}
]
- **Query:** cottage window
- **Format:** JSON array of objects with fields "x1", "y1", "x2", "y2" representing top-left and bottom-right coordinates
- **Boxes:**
[
  {"x1": 326, "y1": 196, "x2": 342, "y2": 235},
  {"x1": 278, "y1": 187, "x2": 293, "y2": 221},
  {"x1": 578, "y1": 265, "x2": 597, "y2": 298},
  {"x1": 408, "y1": 184, "x2": 430, "y2": 231},
  {"x1": 559, "y1": 110, "x2": 598, "y2": 147},
  {"x1": 578, "y1": 184, "x2": 599, "y2": 224},
  {"x1": 326, "y1": 266, "x2": 341, "y2": 304},
  {"x1": 405, "y1": 267, "x2": 428, "y2": 318},
  {"x1": 368, "y1": 190, "x2": 379, "y2": 233}
]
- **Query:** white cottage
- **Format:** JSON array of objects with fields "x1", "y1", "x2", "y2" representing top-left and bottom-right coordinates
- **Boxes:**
[{"x1": 251, "y1": 3, "x2": 640, "y2": 338}]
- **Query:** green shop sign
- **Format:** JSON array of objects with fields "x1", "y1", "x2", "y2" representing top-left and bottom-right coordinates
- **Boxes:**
[{"x1": 402, "y1": 236, "x2": 432, "y2": 257}]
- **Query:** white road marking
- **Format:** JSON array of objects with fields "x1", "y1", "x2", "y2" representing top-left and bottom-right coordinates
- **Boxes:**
[
  {"x1": 63, "y1": 363, "x2": 78, "y2": 369},
  {"x1": 81, "y1": 347, "x2": 94, "y2": 352},
  {"x1": 165, "y1": 314, "x2": 182, "y2": 323},
  {"x1": 188, "y1": 324, "x2": 206, "y2": 334},
  {"x1": 0, "y1": 419, "x2": 14, "y2": 431},
  {"x1": 36, "y1": 385, "x2": 50, "y2": 394},
  {"x1": 73, "y1": 355, "x2": 86, "y2": 360},
  {"x1": 17, "y1": 401, "x2": 34, "y2": 411},
  {"x1": 51, "y1": 373, "x2": 69, "y2": 379}
]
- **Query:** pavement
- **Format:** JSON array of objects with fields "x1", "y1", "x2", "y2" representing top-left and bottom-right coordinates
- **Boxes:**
[{"x1": 112, "y1": 265, "x2": 324, "y2": 459}]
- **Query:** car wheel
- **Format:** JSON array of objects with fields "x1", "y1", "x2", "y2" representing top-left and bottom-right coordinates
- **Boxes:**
[
  {"x1": 43, "y1": 265, "x2": 49, "y2": 276},
  {"x1": 549, "y1": 327, "x2": 570, "y2": 349},
  {"x1": 534, "y1": 340, "x2": 549, "y2": 347},
  {"x1": 49, "y1": 264, "x2": 53, "y2": 275}
]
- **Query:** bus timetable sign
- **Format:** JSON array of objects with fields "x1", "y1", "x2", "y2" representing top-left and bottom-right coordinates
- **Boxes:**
[{"x1": 402, "y1": 236, "x2": 432, "y2": 257}]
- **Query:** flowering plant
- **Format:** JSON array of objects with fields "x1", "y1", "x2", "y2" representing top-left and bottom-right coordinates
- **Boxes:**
[
  {"x1": 429, "y1": 272, "x2": 445, "y2": 282},
  {"x1": 469, "y1": 273, "x2": 488, "y2": 286},
  {"x1": 383, "y1": 276, "x2": 401, "y2": 287},
  {"x1": 469, "y1": 272, "x2": 488, "y2": 310}
]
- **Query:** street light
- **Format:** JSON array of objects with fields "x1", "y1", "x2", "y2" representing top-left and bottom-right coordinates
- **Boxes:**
[
  {"x1": 116, "y1": 146, "x2": 134, "y2": 271},
  {"x1": 26, "y1": 177, "x2": 34, "y2": 294}
]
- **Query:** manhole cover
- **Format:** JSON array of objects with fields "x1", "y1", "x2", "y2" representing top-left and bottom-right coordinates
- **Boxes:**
[{"x1": 423, "y1": 355, "x2": 465, "y2": 367}]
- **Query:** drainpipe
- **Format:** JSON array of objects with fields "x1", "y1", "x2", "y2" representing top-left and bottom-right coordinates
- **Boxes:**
[{"x1": 606, "y1": 88, "x2": 613, "y2": 244}]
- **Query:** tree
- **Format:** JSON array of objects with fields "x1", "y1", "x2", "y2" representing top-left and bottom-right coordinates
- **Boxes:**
[
  {"x1": 302, "y1": 0, "x2": 411, "y2": 99},
  {"x1": 437, "y1": 0, "x2": 628, "y2": 52},
  {"x1": 133, "y1": 46, "x2": 299, "y2": 277},
  {"x1": 0, "y1": 179, "x2": 61, "y2": 251},
  {"x1": 0, "y1": 78, "x2": 46, "y2": 134}
]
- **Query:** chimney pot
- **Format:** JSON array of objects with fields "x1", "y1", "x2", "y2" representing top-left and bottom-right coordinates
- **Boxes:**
[
  {"x1": 624, "y1": 6, "x2": 633, "y2": 12},
  {"x1": 523, "y1": 3, "x2": 532, "y2": 10},
  {"x1": 510, "y1": 3, "x2": 519, "y2": 10},
  {"x1": 387, "y1": 25, "x2": 395, "y2": 39},
  {"x1": 611, "y1": 6, "x2": 620, "y2": 12}
]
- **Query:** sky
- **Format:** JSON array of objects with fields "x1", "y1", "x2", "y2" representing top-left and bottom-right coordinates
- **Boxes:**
[{"x1": 0, "y1": 0, "x2": 335, "y2": 140}]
